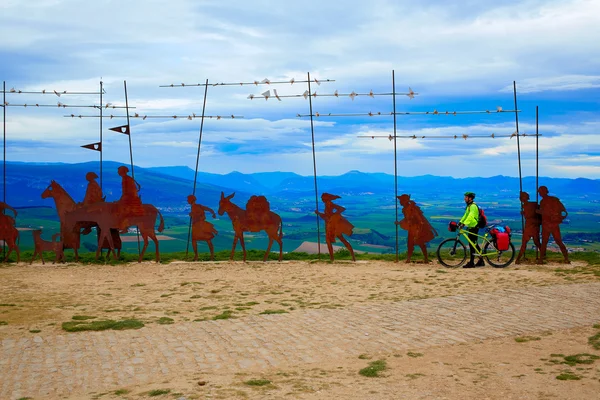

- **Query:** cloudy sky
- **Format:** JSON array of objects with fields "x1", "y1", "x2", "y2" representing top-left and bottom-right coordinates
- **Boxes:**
[{"x1": 1, "y1": 0, "x2": 599, "y2": 179}]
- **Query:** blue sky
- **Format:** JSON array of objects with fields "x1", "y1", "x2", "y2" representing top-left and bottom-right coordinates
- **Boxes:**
[{"x1": 1, "y1": 0, "x2": 599, "y2": 178}]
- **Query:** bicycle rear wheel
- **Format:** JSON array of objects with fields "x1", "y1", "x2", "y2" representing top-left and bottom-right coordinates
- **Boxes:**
[
  {"x1": 437, "y1": 238, "x2": 467, "y2": 268},
  {"x1": 484, "y1": 241, "x2": 516, "y2": 268}
]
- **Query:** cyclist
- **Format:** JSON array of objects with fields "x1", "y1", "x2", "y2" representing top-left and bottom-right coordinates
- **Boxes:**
[{"x1": 459, "y1": 191, "x2": 485, "y2": 268}]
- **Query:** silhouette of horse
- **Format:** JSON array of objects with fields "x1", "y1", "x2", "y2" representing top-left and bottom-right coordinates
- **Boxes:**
[
  {"x1": 0, "y1": 215, "x2": 20, "y2": 263},
  {"x1": 41, "y1": 180, "x2": 85, "y2": 260},
  {"x1": 63, "y1": 197, "x2": 165, "y2": 263},
  {"x1": 218, "y1": 192, "x2": 283, "y2": 262}
]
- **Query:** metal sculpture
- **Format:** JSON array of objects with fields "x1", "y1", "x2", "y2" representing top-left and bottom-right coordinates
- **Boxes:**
[
  {"x1": 41, "y1": 182, "x2": 83, "y2": 261},
  {"x1": 218, "y1": 192, "x2": 283, "y2": 262},
  {"x1": 515, "y1": 191, "x2": 541, "y2": 264},
  {"x1": 315, "y1": 193, "x2": 355, "y2": 261},
  {"x1": 537, "y1": 186, "x2": 570, "y2": 263},
  {"x1": 44, "y1": 168, "x2": 164, "y2": 262},
  {"x1": 0, "y1": 201, "x2": 20, "y2": 262},
  {"x1": 31, "y1": 229, "x2": 63, "y2": 264},
  {"x1": 188, "y1": 194, "x2": 218, "y2": 261},
  {"x1": 395, "y1": 194, "x2": 437, "y2": 263}
]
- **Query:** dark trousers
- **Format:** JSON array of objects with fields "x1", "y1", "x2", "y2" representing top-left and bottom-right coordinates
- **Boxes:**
[{"x1": 467, "y1": 226, "x2": 481, "y2": 262}]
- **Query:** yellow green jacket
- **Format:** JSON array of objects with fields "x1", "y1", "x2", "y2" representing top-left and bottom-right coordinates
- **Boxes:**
[{"x1": 460, "y1": 203, "x2": 479, "y2": 228}]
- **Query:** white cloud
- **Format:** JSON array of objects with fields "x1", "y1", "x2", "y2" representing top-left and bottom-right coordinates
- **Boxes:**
[{"x1": 499, "y1": 75, "x2": 600, "y2": 94}]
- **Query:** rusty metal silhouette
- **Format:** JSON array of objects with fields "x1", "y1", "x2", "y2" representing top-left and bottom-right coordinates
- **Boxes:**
[
  {"x1": 537, "y1": 186, "x2": 570, "y2": 264},
  {"x1": 42, "y1": 170, "x2": 164, "y2": 262},
  {"x1": 395, "y1": 194, "x2": 437, "y2": 263},
  {"x1": 218, "y1": 192, "x2": 283, "y2": 262},
  {"x1": 0, "y1": 201, "x2": 20, "y2": 262},
  {"x1": 315, "y1": 193, "x2": 355, "y2": 261},
  {"x1": 188, "y1": 194, "x2": 218, "y2": 261},
  {"x1": 81, "y1": 171, "x2": 122, "y2": 260},
  {"x1": 41, "y1": 182, "x2": 84, "y2": 261},
  {"x1": 515, "y1": 191, "x2": 542, "y2": 264},
  {"x1": 116, "y1": 165, "x2": 144, "y2": 233},
  {"x1": 31, "y1": 229, "x2": 63, "y2": 264}
]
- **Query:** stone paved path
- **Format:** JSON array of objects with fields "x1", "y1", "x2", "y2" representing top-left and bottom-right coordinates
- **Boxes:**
[{"x1": 1, "y1": 282, "x2": 599, "y2": 399}]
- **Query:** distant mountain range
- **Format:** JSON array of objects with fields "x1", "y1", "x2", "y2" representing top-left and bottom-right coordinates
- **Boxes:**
[{"x1": 2, "y1": 161, "x2": 599, "y2": 210}]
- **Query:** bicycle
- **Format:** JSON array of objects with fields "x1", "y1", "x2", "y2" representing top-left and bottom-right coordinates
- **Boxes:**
[{"x1": 436, "y1": 222, "x2": 516, "y2": 268}]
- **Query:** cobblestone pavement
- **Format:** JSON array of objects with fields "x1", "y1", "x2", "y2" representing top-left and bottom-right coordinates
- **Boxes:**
[{"x1": 1, "y1": 282, "x2": 599, "y2": 399}]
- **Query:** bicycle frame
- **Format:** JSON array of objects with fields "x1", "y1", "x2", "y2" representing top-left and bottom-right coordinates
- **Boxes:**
[{"x1": 455, "y1": 227, "x2": 498, "y2": 257}]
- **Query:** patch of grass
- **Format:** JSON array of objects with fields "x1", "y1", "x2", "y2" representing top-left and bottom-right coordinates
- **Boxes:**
[
  {"x1": 0, "y1": 321, "x2": 7, "y2": 326},
  {"x1": 199, "y1": 306, "x2": 218, "y2": 311},
  {"x1": 29, "y1": 329, "x2": 41, "y2": 333},
  {"x1": 157, "y1": 317, "x2": 174, "y2": 325},
  {"x1": 588, "y1": 332, "x2": 600, "y2": 350},
  {"x1": 235, "y1": 302, "x2": 260, "y2": 307},
  {"x1": 130, "y1": 283, "x2": 146, "y2": 287},
  {"x1": 17, "y1": 397, "x2": 33, "y2": 400},
  {"x1": 148, "y1": 388, "x2": 171, "y2": 396},
  {"x1": 190, "y1": 295, "x2": 202, "y2": 299},
  {"x1": 213, "y1": 310, "x2": 234, "y2": 320},
  {"x1": 562, "y1": 353, "x2": 599, "y2": 366},
  {"x1": 407, "y1": 352, "x2": 423, "y2": 358},
  {"x1": 515, "y1": 336, "x2": 541, "y2": 343},
  {"x1": 72, "y1": 315, "x2": 97, "y2": 321},
  {"x1": 358, "y1": 354, "x2": 371, "y2": 360},
  {"x1": 406, "y1": 373, "x2": 425, "y2": 379},
  {"x1": 62, "y1": 319, "x2": 144, "y2": 332},
  {"x1": 359, "y1": 360, "x2": 387, "y2": 377},
  {"x1": 435, "y1": 270, "x2": 448, "y2": 274},
  {"x1": 556, "y1": 372, "x2": 581, "y2": 381},
  {"x1": 114, "y1": 389, "x2": 130, "y2": 395},
  {"x1": 259, "y1": 309, "x2": 288, "y2": 315},
  {"x1": 0, "y1": 303, "x2": 16, "y2": 306},
  {"x1": 244, "y1": 379, "x2": 271, "y2": 386}
]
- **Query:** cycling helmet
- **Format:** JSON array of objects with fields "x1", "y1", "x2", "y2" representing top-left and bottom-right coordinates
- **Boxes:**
[{"x1": 464, "y1": 191, "x2": 476, "y2": 199}]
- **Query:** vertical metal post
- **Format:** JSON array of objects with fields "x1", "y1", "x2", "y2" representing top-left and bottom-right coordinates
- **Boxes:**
[
  {"x1": 100, "y1": 80, "x2": 103, "y2": 189},
  {"x1": 186, "y1": 79, "x2": 209, "y2": 257},
  {"x1": 123, "y1": 80, "x2": 141, "y2": 255},
  {"x1": 536, "y1": 105, "x2": 539, "y2": 260},
  {"x1": 307, "y1": 72, "x2": 321, "y2": 257},
  {"x1": 2, "y1": 81, "x2": 5, "y2": 258},
  {"x1": 513, "y1": 81, "x2": 525, "y2": 233},
  {"x1": 2, "y1": 81, "x2": 5, "y2": 206},
  {"x1": 392, "y1": 71, "x2": 399, "y2": 262}
]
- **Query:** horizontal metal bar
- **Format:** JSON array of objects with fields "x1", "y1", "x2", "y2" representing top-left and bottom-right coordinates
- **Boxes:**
[
  {"x1": 64, "y1": 114, "x2": 243, "y2": 119},
  {"x1": 1, "y1": 90, "x2": 104, "y2": 95},
  {"x1": 2, "y1": 104, "x2": 130, "y2": 109},
  {"x1": 296, "y1": 109, "x2": 519, "y2": 117},
  {"x1": 160, "y1": 79, "x2": 335, "y2": 87},
  {"x1": 358, "y1": 133, "x2": 541, "y2": 140}
]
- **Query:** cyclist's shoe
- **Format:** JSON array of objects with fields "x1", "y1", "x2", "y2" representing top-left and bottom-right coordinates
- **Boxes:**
[
  {"x1": 475, "y1": 258, "x2": 485, "y2": 267},
  {"x1": 463, "y1": 261, "x2": 476, "y2": 268}
]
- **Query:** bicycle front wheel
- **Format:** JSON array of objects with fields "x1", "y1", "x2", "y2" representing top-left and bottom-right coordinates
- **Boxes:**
[
  {"x1": 437, "y1": 238, "x2": 467, "y2": 268},
  {"x1": 484, "y1": 241, "x2": 516, "y2": 268}
]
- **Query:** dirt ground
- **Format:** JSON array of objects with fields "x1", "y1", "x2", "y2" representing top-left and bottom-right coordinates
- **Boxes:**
[{"x1": 1, "y1": 259, "x2": 599, "y2": 399}]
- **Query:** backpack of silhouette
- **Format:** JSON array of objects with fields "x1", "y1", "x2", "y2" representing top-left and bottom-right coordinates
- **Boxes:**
[
  {"x1": 246, "y1": 195, "x2": 271, "y2": 223},
  {"x1": 476, "y1": 205, "x2": 487, "y2": 229}
]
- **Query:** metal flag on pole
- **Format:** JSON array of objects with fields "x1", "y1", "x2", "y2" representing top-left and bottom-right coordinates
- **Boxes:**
[
  {"x1": 81, "y1": 142, "x2": 102, "y2": 151},
  {"x1": 109, "y1": 124, "x2": 130, "y2": 135}
]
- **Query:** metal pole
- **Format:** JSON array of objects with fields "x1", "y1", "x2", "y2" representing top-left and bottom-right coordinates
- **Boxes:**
[
  {"x1": 3, "y1": 81, "x2": 5, "y2": 205},
  {"x1": 123, "y1": 80, "x2": 141, "y2": 256},
  {"x1": 2, "y1": 81, "x2": 5, "y2": 258},
  {"x1": 536, "y1": 105, "x2": 539, "y2": 260},
  {"x1": 308, "y1": 72, "x2": 321, "y2": 257},
  {"x1": 513, "y1": 81, "x2": 525, "y2": 233},
  {"x1": 100, "y1": 80, "x2": 103, "y2": 189},
  {"x1": 186, "y1": 79, "x2": 209, "y2": 258},
  {"x1": 392, "y1": 71, "x2": 399, "y2": 262}
]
